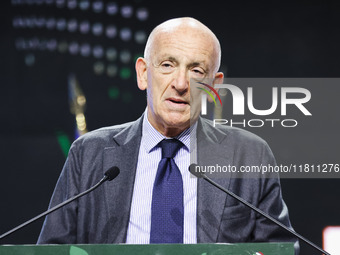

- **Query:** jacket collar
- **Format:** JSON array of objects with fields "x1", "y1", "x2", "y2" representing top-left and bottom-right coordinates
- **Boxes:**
[
  {"x1": 103, "y1": 115, "x2": 233, "y2": 243},
  {"x1": 102, "y1": 115, "x2": 144, "y2": 243},
  {"x1": 196, "y1": 117, "x2": 233, "y2": 243}
]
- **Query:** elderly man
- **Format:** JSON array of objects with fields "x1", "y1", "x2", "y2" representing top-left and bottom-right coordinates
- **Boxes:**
[{"x1": 38, "y1": 17, "x2": 298, "y2": 251}]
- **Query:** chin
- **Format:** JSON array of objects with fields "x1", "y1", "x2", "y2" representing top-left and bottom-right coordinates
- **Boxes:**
[
  {"x1": 165, "y1": 118, "x2": 190, "y2": 130},
  {"x1": 165, "y1": 111, "x2": 189, "y2": 123}
]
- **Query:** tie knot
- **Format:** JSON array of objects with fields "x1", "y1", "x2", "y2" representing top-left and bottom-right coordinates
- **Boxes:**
[{"x1": 159, "y1": 139, "x2": 183, "y2": 159}]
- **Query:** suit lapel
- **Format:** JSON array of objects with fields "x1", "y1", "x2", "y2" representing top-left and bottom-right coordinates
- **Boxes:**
[
  {"x1": 102, "y1": 116, "x2": 143, "y2": 243},
  {"x1": 100, "y1": 115, "x2": 233, "y2": 243},
  {"x1": 196, "y1": 118, "x2": 233, "y2": 243}
]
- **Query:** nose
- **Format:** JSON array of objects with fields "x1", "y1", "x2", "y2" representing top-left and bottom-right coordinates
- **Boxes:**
[{"x1": 173, "y1": 68, "x2": 189, "y2": 93}]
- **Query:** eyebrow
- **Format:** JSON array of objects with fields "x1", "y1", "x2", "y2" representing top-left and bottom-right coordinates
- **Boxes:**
[{"x1": 157, "y1": 56, "x2": 209, "y2": 72}]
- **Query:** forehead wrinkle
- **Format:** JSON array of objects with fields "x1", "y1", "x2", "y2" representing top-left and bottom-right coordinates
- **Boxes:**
[
  {"x1": 149, "y1": 35, "x2": 219, "y2": 72},
  {"x1": 151, "y1": 38, "x2": 213, "y2": 71},
  {"x1": 144, "y1": 18, "x2": 221, "y2": 72}
]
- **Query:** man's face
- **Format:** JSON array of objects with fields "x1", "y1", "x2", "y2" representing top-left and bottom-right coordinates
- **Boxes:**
[{"x1": 136, "y1": 27, "x2": 222, "y2": 137}]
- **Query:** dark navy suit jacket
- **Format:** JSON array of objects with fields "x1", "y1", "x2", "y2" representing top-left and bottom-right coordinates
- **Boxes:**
[{"x1": 37, "y1": 115, "x2": 298, "y2": 252}]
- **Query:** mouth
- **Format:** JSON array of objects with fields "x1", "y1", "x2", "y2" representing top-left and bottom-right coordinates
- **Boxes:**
[
  {"x1": 166, "y1": 97, "x2": 189, "y2": 108},
  {"x1": 167, "y1": 97, "x2": 189, "y2": 104},
  {"x1": 166, "y1": 97, "x2": 189, "y2": 106}
]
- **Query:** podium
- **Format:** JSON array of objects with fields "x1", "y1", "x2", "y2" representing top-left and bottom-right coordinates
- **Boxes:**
[{"x1": 0, "y1": 243, "x2": 294, "y2": 255}]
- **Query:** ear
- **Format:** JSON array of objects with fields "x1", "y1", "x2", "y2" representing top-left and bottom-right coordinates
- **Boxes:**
[
  {"x1": 207, "y1": 72, "x2": 224, "y2": 103},
  {"x1": 136, "y1": 57, "x2": 148, "y2": 91},
  {"x1": 213, "y1": 72, "x2": 224, "y2": 86}
]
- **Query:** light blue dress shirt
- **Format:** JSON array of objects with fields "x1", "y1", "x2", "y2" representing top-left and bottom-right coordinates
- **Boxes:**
[{"x1": 126, "y1": 111, "x2": 197, "y2": 244}]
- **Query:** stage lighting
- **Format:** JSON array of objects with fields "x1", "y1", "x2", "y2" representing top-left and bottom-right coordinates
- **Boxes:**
[
  {"x1": 28, "y1": 37, "x2": 39, "y2": 49},
  {"x1": 135, "y1": 30, "x2": 146, "y2": 44},
  {"x1": 56, "y1": 0, "x2": 65, "y2": 8},
  {"x1": 11, "y1": 0, "x2": 152, "y2": 84},
  {"x1": 136, "y1": 7, "x2": 148, "y2": 21},
  {"x1": 92, "y1": 45, "x2": 104, "y2": 58},
  {"x1": 34, "y1": 17, "x2": 45, "y2": 28},
  {"x1": 58, "y1": 41, "x2": 68, "y2": 53},
  {"x1": 79, "y1": 20, "x2": 90, "y2": 34},
  {"x1": 80, "y1": 43, "x2": 91, "y2": 57},
  {"x1": 106, "y1": 47, "x2": 117, "y2": 61},
  {"x1": 107, "y1": 64, "x2": 118, "y2": 77},
  {"x1": 106, "y1": 2, "x2": 118, "y2": 16},
  {"x1": 119, "y1": 67, "x2": 131, "y2": 79},
  {"x1": 120, "y1": 27, "x2": 131, "y2": 41},
  {"x1": 106, "y1": 25, "x2": 117, "y2": 38},
  {"x1": 67, "y1": 0, "x2": 76, "y2": 9},
  {"x1": 93, "y1": 61, "x2": 105, "y2": 75},
  {"x1": 56, "y1": 18, "x2": 66, "y2": 31},
  {"x1": 67, "y1": 19, "x2": 78, "y2": 32},
  {"x1": 46, "y1": 39, "x2": 57, "y2": 51},
  {"x1": 121, "y1": 5, "x2": 133, "y2": 18},
  {"x1": 79, "y1": 0, "x2": 90, "y2": 10},
  {"x1": 69, "y1": 41, "x2": 79, "y2": 55},
  {"x1": 92, "y1": 23, "x2": 103, "y2": 36},
  {"x1": 108, "y1": 86, "x2": 120, "y2": 99},
  {"x1": 25, "y1": 16, "x2": 35, "y2": 28},
  {"x1": 25, "y1": 53, "x2": 35, "y2": 66},
  {"x1": 46, "y1": 17, "x2": 56, "y2": 30},
  {"x1": 92, "y1": 0, "x2": 104, "y2": 13},
  {"x1": 120, "y1": 50, "x2": 131, "y2": 64}
]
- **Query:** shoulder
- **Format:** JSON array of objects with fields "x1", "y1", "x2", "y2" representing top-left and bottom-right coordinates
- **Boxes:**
[{"x1": 72, "y1": 118, "x2": 141, "y2": 149}]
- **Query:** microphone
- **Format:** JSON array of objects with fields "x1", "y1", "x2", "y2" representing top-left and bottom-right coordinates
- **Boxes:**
[
  {"x1": 189, "y1": 164, "x2": 330, "y2": 255},
  {"x1": 0, "y1": 166, "x2": 120, "y2": 241}
]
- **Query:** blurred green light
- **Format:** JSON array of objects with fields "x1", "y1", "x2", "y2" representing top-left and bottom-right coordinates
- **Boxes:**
[
  {"x1": 108, "y1": 86, "x2": 120, "y2": 99},
  {"x1": 55, "y1": 131, "x2": 71, "y2": 158},
  {"x1": 25, "y1": 53, "x2": 35, "y2": 66},
  {"x1": 120, "y1": 67, "x2": 131, "y2": 79}
]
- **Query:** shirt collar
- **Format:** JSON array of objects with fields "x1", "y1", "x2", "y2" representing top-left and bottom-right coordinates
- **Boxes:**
[{"x1": 142, "y1": 109, "x2": 197, "y2": 153}]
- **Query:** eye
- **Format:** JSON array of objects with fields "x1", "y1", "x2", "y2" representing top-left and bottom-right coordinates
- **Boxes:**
[
  {"x1": 193, "y1": 68, "x2": 204, "y2": 74},
  {"x1": 159, "y1": 61, "x2": 175, "y2": 73},
  {"x1": 191, "y1": 67, "x2": 205, "y2": 78}
]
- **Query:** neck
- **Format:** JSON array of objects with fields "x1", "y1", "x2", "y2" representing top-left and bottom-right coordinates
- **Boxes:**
[
  {"x1": 160, "y1": 127, "x2": 185, "y2": 138},
  {"x1": 146, "y1": 112, "x2": 188, "y2": 138},
  {"x1": 153, "y1": 121, "x2": 187, "y2": 138}
]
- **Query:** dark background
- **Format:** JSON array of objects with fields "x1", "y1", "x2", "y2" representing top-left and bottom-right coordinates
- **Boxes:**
[{"x1": 1, "y1": 1, "x2": 340, "y2": 254}]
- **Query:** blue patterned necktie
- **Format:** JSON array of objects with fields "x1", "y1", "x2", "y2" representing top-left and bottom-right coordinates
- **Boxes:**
[{"x1": 150, "y1": 139, "x2": 184, "y2": 243}]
